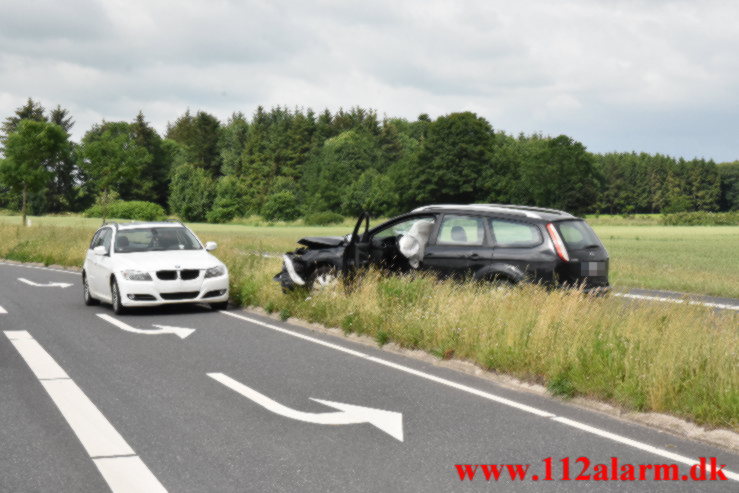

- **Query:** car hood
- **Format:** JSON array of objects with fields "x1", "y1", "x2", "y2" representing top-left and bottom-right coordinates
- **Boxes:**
[
  {"x1": 112, "y1": 250, "x2": 224, "y2": 271},
  {"x1": 298, "y1": 236, "x2": 345, "y2": 248}
]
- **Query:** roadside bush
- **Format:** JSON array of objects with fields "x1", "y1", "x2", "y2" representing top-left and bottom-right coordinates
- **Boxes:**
[
  {"x1": 660, "y1": 211, "x2": 739, "y2": 226},
  {"x1": 261, "y1": 191, "x2": 300, "y2": 222},
  {"x1": 303, "y1": 211, "x2": 344, "y2": 226},
  {"x1": 84, "y1": 200, "x2": 165, "y2": 221}
]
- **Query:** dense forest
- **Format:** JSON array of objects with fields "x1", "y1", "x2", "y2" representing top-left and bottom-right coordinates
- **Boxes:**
[{"x1": 1, "y1": 98, "x2": 737, "y2": 223}]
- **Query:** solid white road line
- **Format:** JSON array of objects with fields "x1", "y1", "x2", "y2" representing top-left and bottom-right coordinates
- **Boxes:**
[
  {"x1": 0, "y1": 305, "x2": 7, "y2": 314},
  {"x1": 221, "y1": 310, "x2": 739, "y2": 482},
  {"x1": 614, "y1": 292, "x2": 739, "y2": 311},
  {"x1": 4, "y1": 330, "x2": 167, "y2": 492}
]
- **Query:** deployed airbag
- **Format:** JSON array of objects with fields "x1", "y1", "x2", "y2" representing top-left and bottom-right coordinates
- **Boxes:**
[{"x1": 398, "y1": 220, "x2": 434, "y2": 268}]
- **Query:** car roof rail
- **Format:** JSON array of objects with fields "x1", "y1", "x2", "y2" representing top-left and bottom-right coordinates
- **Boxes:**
[{"x1": 478, "y1": 203, "x2": 572, "y2": 216}]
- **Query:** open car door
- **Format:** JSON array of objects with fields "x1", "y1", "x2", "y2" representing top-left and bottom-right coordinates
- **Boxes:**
[{"x1": 342, "y1": 212, "x2": 371, "y2": 275}]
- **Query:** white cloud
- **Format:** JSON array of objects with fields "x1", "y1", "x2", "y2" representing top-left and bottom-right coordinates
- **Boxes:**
[{"x1": 0, "y1": 0, "x2": 737, "y2": 160}]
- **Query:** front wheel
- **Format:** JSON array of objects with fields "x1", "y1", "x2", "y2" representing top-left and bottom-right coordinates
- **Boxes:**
[
  {"x1": 82, "y1": 273, "x2": 99, "y2": 306},
  {"x1": 111, "y1": 279, "x2": 126, "y2": 315},
  {"x1": 307, "y1": 265, "x2": 339, "y2": 291},
  {"x1": 210, "y1": 301, "x2": 228, "y2": 311}
]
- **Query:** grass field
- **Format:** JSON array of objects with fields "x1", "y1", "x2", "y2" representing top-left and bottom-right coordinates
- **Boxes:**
[
  {"x1": 0, "y1": 215, "x2": 737, "y2": 428},
  {"x1": 2, "y1": 214, "x2": 737, "y2": 298}
]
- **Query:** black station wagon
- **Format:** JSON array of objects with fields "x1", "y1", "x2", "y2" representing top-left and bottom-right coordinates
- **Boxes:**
[{"x1": 274, "y1": 204, "x2": 609, "y2": 292}]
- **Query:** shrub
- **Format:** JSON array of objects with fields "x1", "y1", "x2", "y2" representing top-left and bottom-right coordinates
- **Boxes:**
[
  {"x1": 303, "y1": 211, "x2": 344, "y2": 226},
  {"x1": 84, "y1": 200, "x2": 165, "y2": 221},
  {"x1": 168, "y1": 163, "x2": 214, "y2": 222},
  {"x1": 261, "y1": 191, "x2": 300, "y2": 222},
  {"x1": 661, "y1": 211, "x2": 739, "y2": 226}
]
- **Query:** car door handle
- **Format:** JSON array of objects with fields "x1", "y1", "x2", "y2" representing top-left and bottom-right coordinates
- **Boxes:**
[
  {"x1": 466, "y1": 253, "x2": 480, "y2": 259},
  {"x1": 425, "y1": 252, "x2": 434, "y2": 257}
]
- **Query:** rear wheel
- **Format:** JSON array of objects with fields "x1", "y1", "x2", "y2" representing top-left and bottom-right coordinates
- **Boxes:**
[
  {"x1": 82, "y1": 273, "x2": 99, "y2": 306},
  {"x1": 111, "y1": 279, "x2": 126, "y2": 315}
]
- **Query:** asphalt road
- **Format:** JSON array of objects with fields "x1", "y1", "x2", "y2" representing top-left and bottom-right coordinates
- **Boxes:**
[{"x1": 1, "y1": 262, "x2": 737, "y2": 492}]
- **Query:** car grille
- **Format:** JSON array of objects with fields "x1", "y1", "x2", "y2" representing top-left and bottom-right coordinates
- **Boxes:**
[
  {"x1": 156, "y1": 270, "x2": 200, "y2": 281},
  {"x1": 180, "y1": 269, "x2": 200, "y2": 280},
  {"x1": 160, "y1": 291, "x2": 199, "y2": 300}
]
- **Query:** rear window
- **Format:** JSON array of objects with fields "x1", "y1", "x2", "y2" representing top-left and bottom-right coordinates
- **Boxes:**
[
  {"x1": 489, "y1": 219, "x2": 542, "y2": 248},
  {"x1": 555, "y1": 220, "x2": 603, "y2": 250}
]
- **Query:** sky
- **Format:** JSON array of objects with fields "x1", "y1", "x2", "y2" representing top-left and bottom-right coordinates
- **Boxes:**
[{"x1": 0, "y1": 0, "x2": 737, "y2": 162}]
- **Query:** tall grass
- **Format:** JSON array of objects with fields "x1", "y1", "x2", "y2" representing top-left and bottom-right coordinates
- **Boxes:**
[{"x1": 1, "y1": 221, "x2": 737, "y2": 429}]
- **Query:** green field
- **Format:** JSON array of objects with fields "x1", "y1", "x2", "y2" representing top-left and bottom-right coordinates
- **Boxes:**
[
  {"x1": 0, "y1": 214, "x2": 737, "y2": 428},
  {"x1": 2, "y1": 214, "x2": 737, "y2": 298}
]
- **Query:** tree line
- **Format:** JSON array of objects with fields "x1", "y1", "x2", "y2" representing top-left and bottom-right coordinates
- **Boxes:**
[{"x1": 1, "y1": 98, "x2": 737, "y2": 223}]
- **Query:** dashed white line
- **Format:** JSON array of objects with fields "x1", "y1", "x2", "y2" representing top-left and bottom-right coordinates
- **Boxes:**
[
  {"x1": 614, "y1": 292, "x2": 739, "y2": 311},
  {"x1": 0, "y1": 305, "x2": 7, "y2": 314},
  {"x1": 221, "y1": 310, "x2": 739, "y2": 482},
  {"x1": 4, "y1": 330, "x2": 166, "y2": 492}
]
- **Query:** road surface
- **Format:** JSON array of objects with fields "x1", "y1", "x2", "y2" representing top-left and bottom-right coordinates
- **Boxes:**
[{"x1": 1, "y1": 262, "x2": 736, "y2": 492}]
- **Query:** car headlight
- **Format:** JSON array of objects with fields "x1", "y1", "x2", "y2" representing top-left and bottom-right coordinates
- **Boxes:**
[
  {"x1": 204, "y1": 265, "x2": 226, "y2": 278},
  {"x1": 121, "y1": 270, "x2": 152, "y2": 281}
]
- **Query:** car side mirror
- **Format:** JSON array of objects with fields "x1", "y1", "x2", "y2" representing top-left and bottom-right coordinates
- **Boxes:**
[
  {"x1": 205, "y1": 241, "x2": 217, "y2": 251},
  {"x1": 93, "y1": 245, "x2": 107, "y2": 256}
]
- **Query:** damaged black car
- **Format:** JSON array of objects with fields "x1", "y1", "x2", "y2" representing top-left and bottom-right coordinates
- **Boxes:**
[{"x1": 274, "y1": 204, "x2": 610, "y2": 293}]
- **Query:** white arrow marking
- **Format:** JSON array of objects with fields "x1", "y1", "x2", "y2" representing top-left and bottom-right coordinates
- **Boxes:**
[
  {"x1": 97, "y1": 314, "x2": 195, "y2": 339},
  {"x1": 18, "y1": 277, "x2": 73, "y2": 288},
  {"x1": 208, "y1": 372, "x2": 404, "y2": 442},
  {"x1": 0, "y1": 306, "x2": 6, "y2": 314}
]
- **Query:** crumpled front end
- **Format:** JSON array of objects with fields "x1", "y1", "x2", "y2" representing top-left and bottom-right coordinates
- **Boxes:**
[{"x1": 274, "y1": 253, "x2": 308, "y2": 289}]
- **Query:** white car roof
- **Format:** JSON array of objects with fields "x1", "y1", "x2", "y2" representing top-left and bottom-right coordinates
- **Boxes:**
[{"x1": 103, "y1": 222, "x2": 186, "y2": 231}]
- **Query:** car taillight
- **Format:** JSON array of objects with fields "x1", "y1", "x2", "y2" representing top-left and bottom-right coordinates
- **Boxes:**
[{"x1": 546, "y1": 223, "x2": 570, "y2": 262}]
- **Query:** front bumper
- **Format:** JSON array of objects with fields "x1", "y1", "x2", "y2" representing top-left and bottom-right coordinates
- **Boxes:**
[
  {"x1": 274, "y1": 254, "x2": 307, "y2": 290},
  {"x1": 117, "y1": 274, "x2": 229, "y2": 306}
]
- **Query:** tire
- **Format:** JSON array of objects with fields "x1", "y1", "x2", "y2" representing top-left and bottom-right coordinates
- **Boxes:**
[
  {"x1": 111, "y1": 279, "x2": 127, "y2": 315},
  {"x1": 82, "y1": 273, "x2": 99, "y2": 306},
  {"x1": 307, "y1": 265, "x2": 339, "y2": 291},
  {"x1": 210, "y1": 301, "x2": 228, "y2": 311}
]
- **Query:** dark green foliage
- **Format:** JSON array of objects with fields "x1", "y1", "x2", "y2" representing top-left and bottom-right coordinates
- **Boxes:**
[
  {"x1": 407, "y1": 112, "x2": 495, "y2": 206},
  {"x1": 3, "y1": 100, "x2": 733, "y2": 221},
  {"x1": 166, "y1": 110, "x2": 222, "y2": 177},
  {"x1": 718, "y1": 161, "x2": 739, "y2": 211},
  {"x1": 168, "y1": 163, "x2": 214, "y2": 221},
  {"x1": 303, "y1": 211, "x2": 344, "y2": 225},
  {"x1": 84, "y1": 200, "x2": 166, "y2": 221},
  {"x1": 341, "y1": 168, "x2": 398, "y2": 216},
  {"x1": 78, "y1": 121, "x2": 154, "y2": 202},
  {"x1": 206, "y1": 176, "x2": 251, "y2": 223},
  {"x1": 661, "y1": 211, "x2": 739, "y2": 226},
  {"x1": 261, "y1": 191, "x2": 300, "y2": 221},
  {"x1": 1, "y1": 98, "x2": 47, "y2": 140},
  {"x1": 0, "y1": 120, "x2": 70, "y2": 224}
]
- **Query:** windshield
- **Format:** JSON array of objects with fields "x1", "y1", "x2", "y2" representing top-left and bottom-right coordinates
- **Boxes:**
[
  {"x1": 114, "y1": 227, "x2": 202, "y2": 253},
  {"x1": 555, "y1": 220, "x2": 603, "y2": 250}
]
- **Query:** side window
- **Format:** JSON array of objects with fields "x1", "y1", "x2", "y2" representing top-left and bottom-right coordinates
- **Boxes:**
[
  {"x1": 489, "y1": 219, "x2": 542, "y2": 248},
  {"x1": 436, "y1": 215, "x2": 485, "y2": 246},
  {"x1": 89, "y1": 230, "x2": 102, "y2": 249},
  {"x1": 372, "y1": 216, "x2": 434, "y2": 241},
  {"x1": 93, "y1": 229, "x2": 112, "y2": 254}
]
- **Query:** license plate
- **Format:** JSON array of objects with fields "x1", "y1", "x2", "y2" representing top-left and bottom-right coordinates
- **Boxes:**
[{"x1": 581, "y1": 262, "x2": 606, "y2": 276}]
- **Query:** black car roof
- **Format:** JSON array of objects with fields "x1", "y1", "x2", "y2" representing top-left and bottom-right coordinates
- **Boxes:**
[{"x1": 411, "y1": 204, "x2": 576, "y2": 222}]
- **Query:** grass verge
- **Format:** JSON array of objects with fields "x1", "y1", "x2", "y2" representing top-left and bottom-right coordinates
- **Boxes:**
[{"x1": 0, "y1": 221, "x2": 737, "y2": 429}]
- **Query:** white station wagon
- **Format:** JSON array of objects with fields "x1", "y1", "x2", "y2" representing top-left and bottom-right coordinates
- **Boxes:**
[{"x1": 82, "y1": 221, "x2": 229, "y2": 314}]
